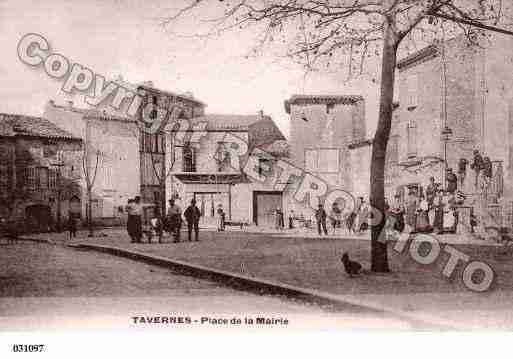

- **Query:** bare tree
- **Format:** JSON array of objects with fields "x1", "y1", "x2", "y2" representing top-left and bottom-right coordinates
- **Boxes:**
[
  {"x1": 149, "y1": 144, "x2": 177, "y2": 216},
  {"x1": 82, "y1": 116, "x2": 102, "y2": 237},
  {"x1": 164, "y1": 0, "x2": 512, "y2": 272}
]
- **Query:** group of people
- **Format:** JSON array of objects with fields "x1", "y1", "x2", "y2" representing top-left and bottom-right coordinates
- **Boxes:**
[
  {"x1": 314, "y1": 198, "x2": 370, "y2": 236},
  {"x1": 457, "y1": 149, "x2": 495, "y2": 193},
  {"x1": 386, "y1": 176, "x2": 461, "y2": 235},
  {"x1": 126, "y1": 196, "x2": 203, "y2": 244}
]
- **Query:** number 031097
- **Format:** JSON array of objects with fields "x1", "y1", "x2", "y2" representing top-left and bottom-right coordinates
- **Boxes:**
[{"x1": 12, "y1": 344, "x2": 45, "y2": 352}]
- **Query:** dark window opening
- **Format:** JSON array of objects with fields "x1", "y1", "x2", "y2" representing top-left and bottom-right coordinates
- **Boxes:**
[{"x1": 183, "y1": 142, "x2": 196, "y2": 172}]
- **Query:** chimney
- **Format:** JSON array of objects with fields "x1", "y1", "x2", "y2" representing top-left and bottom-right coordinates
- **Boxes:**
[{"x1": 258, "y1": 110, "x2": 264, "y2": 120}]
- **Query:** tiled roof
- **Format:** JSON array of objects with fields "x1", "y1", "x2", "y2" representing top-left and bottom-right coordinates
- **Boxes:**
[
  {"x1": 190, "y1": 114, "x2": 265, "y2": 131},
  {"x1": 47, "y1": 101, "x2": 135, "y2": 123},
  {"x1": 284, "y1": 94, "x2": 364, "y2": 113},
  {"x1": 396, "y1": 45, "x2": 439, "y2": 70},
  {"x1": 174, "y1": 173, "x2": 249, "y2": 184},
  {"x1": 137, "y1": 84, "x2": 206, "y2": 107},
  {"x1": 174, "y1": 113, "x2": 287, "y2": 156},
  {"x1": 248, "y1": 117, "x2": 286, "y2": 150},
  {"x1": 0, "y1": 113, "x2": 80, "y2": 140}
]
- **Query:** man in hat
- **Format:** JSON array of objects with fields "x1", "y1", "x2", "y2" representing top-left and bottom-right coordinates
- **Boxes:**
[
  {"x1": 315, "y1": 203, "x2": 328, "y2": 236},
  {"x1": 184, "y1": 198, "x2": 201, "y2": 241}
]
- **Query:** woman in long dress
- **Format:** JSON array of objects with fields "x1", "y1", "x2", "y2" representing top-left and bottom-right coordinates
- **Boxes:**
[
  {"x1": 406, "y1": 192, "x2": 418, "y2": 232},
  {"x1": 442, "y1": 192, "x2": 456, "y2": 233},
  {"x1": 415, "y1": 195, "x2": 431, "y2": 233}
]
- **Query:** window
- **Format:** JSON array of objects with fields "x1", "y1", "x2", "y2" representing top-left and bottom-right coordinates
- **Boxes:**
[
  {"x1": 183, "y1": 142, "x2": 196, "y2": 172},
  {"x1": 0, "y1": 165, "x2": 10, "y2": 190},
  {"x1": 326, "y1": 103, "x2": 335, "y2": 114},
  {"x1": 43, "y1": 144, "x2": 57, "y2": 158},
  {"x1": 49, "y1": 169, "x2": 57, "y2": 189},
  {"x1": 216, "y1": 142, "x2": 232, "y2": 172},
  {"x1": 305, "y1": 149, "x2": 339, "y2": 173},
  {"x1": 406, "y1": 74, "x2": 418, "y2": 108},
  {"x1": 387, "y1": 135, "x2": 399, "y2": 164},
  {"x1": 37, "y1": 167, "x2": 49, "y2": 189},
  {"x1": 305, "y1": 150, "x2": 318, "y2": 172},
  {"x1": 25, "y1": 167, "x2": 37, "y2": 190},
  {"x1": 406, "y1": 120, "x2": 417, "y2": 158},
  {"x1": 258, "y1": 158, "x2": 271, "y2": 177}
]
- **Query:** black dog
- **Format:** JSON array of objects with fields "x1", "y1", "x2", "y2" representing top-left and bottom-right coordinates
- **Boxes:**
[{"x1": 341, "y1": 252, "x2": 362, "y2": 277}]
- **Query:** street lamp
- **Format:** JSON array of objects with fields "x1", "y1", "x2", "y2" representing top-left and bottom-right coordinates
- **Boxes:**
[{"x1": 441, "y1": 126, "x2": 453, "y2": 189}]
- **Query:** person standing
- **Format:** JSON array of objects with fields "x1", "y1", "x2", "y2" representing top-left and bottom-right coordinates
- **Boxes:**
[
  {"x1": 483, "y1": 156, "x2": 493, "y2": 188},
  {"x1": 68, "y1": 213, "x2": 77, "y2": 240},
  {"x1": 405, "y1": 190, "x2": 418, "y2": 232},
  {"x1": 126, "y1": 199, "x2": 135, "y2": 242},
  {"x1": 458, "y1": 158, "x2": 468, "y2": 190},
  {"x1": 329, "y1": 202, "x2": 342, "y2": 234},
  {"x1": 167, "y1": 199, "x2": 182, "y2": 243},
  {"x1": 358, "y1": 199, "x2": 369, "y2": 233},
  {"x1": 150, "y1": 208, "x2": 164, "y2": 244},
  {"x1": 288, "y1": 210, "x2": 295, "y2": 229},
  {"x1": 425, "y1": 177, "x2": 437, "y2": 207},
  {"x1": 131, "y1": 196, "x2": 143, "y2": 243},
  {"x1": 433, "y1": 190, "x2": 444, "y2": 234},
  {"x1": 315, "y1": 203, "x2": 328, "y2": 236},
  {"x1": 470, "y1": 149, "x2": 484, "y2": 188},
  {"x1": 415, "y1": 194, "x2": 431, "y2": 233},
  {"x1": 217, "y1": 204, "x2": 225, "y2": 232},
  {"x1": 184, "y1": 199, "x2": 201, "y2": 241},
  {"x1": 446, "y1": 168, "x2": 458, "y2": 194},
  {"x1": 389, "y1": 194, "x2": 405, "y2": 233}
]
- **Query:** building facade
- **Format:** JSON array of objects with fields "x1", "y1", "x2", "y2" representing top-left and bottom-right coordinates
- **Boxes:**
[
  {"x1": 385, "y1": 34, "x2": 513, "y2": 207},
  {"x1": 167, "y1": 112, "x2": 287, "y2": 227},
  {"x1": 284, "y1": 94, "x2": 367, "y2": 218},
  {"x1": 44, "y1": 81, "x2": 206, "y2": 222},
  {"x1": 0, "y1": 113, "x2": 82, "y2": 232},
  {"x1": 135, "y1": 83, "x2": 205, "y2": 209},
  {"x1": 44, "y1": 100, "x2": 140, "y2": 222}
]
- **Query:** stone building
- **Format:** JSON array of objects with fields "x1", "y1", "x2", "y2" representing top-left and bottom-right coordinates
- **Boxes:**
[
  {"x1": 0, "y1": 113, "x2": 82, "y2": 231},
  {"x1": 135, "y1": 83, "x2": 205, "y2": 209},
  {"x1": 44, "y1": 100, "x2": 140, "y2": 223},
  {"x1": 284, "y1": 94, "x2": 367, "y2": 218},
  {"x1": 168, "y1": 112, "x2": 287, "y2": 227},
  {"x1": 44, "y1": 81, "x2": 206, "y2": 222},
  {"x1": 385, "y1": 34, "x2": 513, "y2": 209}
]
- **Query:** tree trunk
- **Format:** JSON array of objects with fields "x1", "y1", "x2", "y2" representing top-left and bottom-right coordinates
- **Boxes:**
[
  {"x1": 87, "y1": 186, "x2": 93, "y2": 237},
  {"x1": 370, "y1": 19, "x2": 398, "y2": 273},
  {"x1": 161, "y1": 180, "x2": 166, "y2": 218}
]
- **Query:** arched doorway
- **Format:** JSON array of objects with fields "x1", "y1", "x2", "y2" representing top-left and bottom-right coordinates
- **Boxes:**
[{"x1": 25, "y1": 204, "x2": 52, "y2": 232}]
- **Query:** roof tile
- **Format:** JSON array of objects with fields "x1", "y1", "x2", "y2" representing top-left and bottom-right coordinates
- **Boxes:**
[{"x1": 0, "y1": 113, "x2": 80, "y2": 140}]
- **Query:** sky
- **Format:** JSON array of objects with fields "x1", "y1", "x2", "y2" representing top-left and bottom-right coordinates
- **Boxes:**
[{"x1": 0, "y1": 0, "x2": 381, "y2": 138}]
